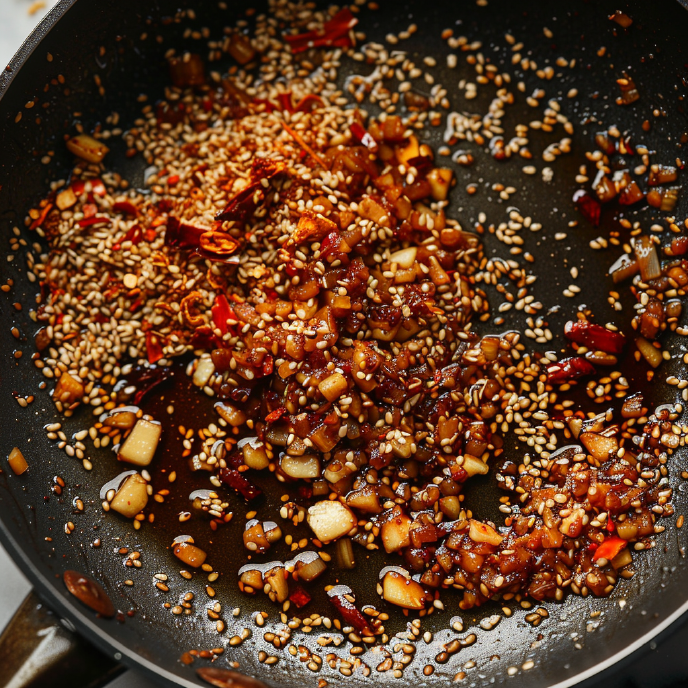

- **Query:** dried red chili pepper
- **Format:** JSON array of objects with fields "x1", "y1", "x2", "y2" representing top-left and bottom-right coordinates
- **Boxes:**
[
  {"x1": 546, "y1": 357, "x2": 597, "y2": 384},
  {"x1": 29, "y1": 203, "x2": 53, "y2": 230},
  {"x1": 113, "y1": 200, "x2": 139, "y2": 216},
  {"x1": 592, "y1": 535, "x2": 626, "y2": 562},
  {"x1": 289, "y1": 587, "x2": 311, "y2": 608},
  {"x1": 327, "y1": 588, "x2": 375, "y2": 636},
  {"x1": 215, "y1": 159, "x2": 287, "y2": 222},
  {"x1": 293, "y1": 94, "x2": 325, "y2": 113},
  {"x1": 265, "y1": 407, "x2": 286, "y2": 423},
  {"x1": 127, "y1": 365, "x2": 174, "y2": 406},
  {"x1": 350, "y1": 122, "x2": 378, "y2": 152},
  {"x1": 564, "y1": 320, "x2": 626, "y2": 354},
  {"x1": 165, "y1": 217, "x2": 240, "y2": 263},
  {"x1": 406, "y1": 155, "x2": 433, "y2": 176},
  {"x1": 218, "y1": 467, "x2": 263, "y2": 502},
  {"x1": 277, "y1": 92, "x2": 295, "y2": 113},
  {"x1": 283, "y1": 8, "x2": 358, "y2": 54},
  {"x1": 199, "y1": 231, "x2": 240, "y2": 256},
  {"x1": 573, "y1": 189, "x2": 601, "y2": 227},
  {"x1": 146, "y1": 331, "x2": 164, "y2": 364},
  {"x1": 90, "y1": 179, "x2": 106, "y2": 197},
  {"x1": 211, "y1": 294, "x2": 235, "y2": 336},
  {"x1": 82, "y1": 203, "x2": 97, "y2": 219},
  {"x1": 77, "y1": 216, "x2": 112, "y2": 228},
  {"x1": 122, "y1": 224, "x2": 143, "y2": 245}
]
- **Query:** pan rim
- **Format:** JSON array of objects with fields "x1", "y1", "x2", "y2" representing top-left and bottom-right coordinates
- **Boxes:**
[
  {"x1": 0, "y1": 1, "x2": 687, "y2": 687},
  {"x1": 0, "y1": 0, "x2": 76, "y2": 100}
]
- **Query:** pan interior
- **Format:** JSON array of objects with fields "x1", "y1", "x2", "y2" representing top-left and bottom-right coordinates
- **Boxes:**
[{"x1": 1, "y1": 1, "x2": 688, "y2": 687}]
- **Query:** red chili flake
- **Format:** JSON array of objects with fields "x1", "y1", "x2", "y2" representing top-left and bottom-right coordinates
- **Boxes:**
[
  {"x1": 564, "y1": 320, "x2": 626, "y2": 354},
  {"x1": 82, "y1": 203, "x2": 97, "y2": 218},
  {"x1": 215, "y1": 159, "x2": 287, "y2": 223},
  {"x1": 606, "y1": 519, "x2": 616, "y2": 533},
  {"x1": 573, "y1": 189, "x2": 601, "y2": 227},
  {"x1": 293, "y1": 94, "x2": 325, "y2": 113},
  {"x1": 265, "y1": 407, "x2": 286, "y2": 423},
  {"x1": 113, "y1": 200, "x2": 139, "y2": 216},
  {"x1": 70, "y1": 179, "x2": 86, "y2": 196},
  {"x1": 406, "y1": 155, "x2": 433, "y2": 176},
  {"x1": 350, "y1": 122, "x2": 379, "y2": 152},
  {"x1": 165, "y1": 217, "x2": 239, "y2": 263},
  {"x1": 167, "y1": 175, "x2": 180, "y2": 185},
  {"x1": 546, "y1": 357, "x2": 597, "y2": 384},
  {"x1": 277, "y1": 92, "x2": 295, "y2": 113},
  {"x1": 283, "y1": 8, "x2": 358, "y2": 54},
  {"x1": 218, "y1": 467, "x2": 263, "y2": 502},
  {"x1": 618, "y1": 135, "x2": 634, "y2": 155},
  {"x1": 90, "y1": 179, "x2": 106, "y2": 197},
  {"x1": 211, "y1": 294, "x2": 234, "y2": 336},
  {"x1": 328, "y1": 589, "x2": 375, "y2": 636},
  {"x1": 319, "y1": 230, "x2": 345, "y2": 259},
  {"x1": 189, "y1": 329, "x2": 219, "y2": 351},
  {"x1": 146, "y1": 331, "x2": 164, "y2": 364},
  {"x1": 289, "y1": 587, "x2": 311, "y2": 608},
  {"x1": 122, "y1": 224, "x2": 143, "y2": 245},
  {"x1": 29, "y1": 203, "x2": 53, "y2": 230},
  {"x1": 77, "y1": 216, "x2": 112, "y2": 228},
  {"x1": 592, "y1": 535, "x2": 626, "y2": 562},
  {"x1": 262, "y1": 354, "x2": 274, "y2": 376}
]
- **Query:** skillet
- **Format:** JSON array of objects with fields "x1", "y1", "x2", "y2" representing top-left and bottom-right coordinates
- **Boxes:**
[{"x1": 2, "y1": 1, "x2": 688, "y2": 687}]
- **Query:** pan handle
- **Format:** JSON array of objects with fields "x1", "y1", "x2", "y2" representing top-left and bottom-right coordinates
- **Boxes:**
[{"x1": 0, "y1": 591, "x2": 123, "y2": 688}]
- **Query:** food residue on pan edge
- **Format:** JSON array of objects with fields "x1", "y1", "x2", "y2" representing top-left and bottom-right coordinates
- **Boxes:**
[{"x1": 4, "y1": 0, "x2": 688, "y2": 682}]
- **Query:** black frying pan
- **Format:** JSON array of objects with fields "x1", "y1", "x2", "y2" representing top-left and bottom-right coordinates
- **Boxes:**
[{"x1": 1, "y1": 1, "x2": 688, "y2": 687}]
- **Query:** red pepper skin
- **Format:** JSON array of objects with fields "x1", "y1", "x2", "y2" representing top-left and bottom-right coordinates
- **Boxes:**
[
  {"x1": 215, "y1": 159, "x2": 287, "y2": 223},
  {"x1": 77, "y1": 216, "x2": 112, "y2": 228},
  {"x1": 122, "y1": 224, "x2": 143, "y2": 245},
  {"x1": 29, "y1": 203, "x2": 53, "y2": 230},
  {"x1": 328, "y1": 591, "x2": 374, "y2": 636},
  {"x1": 406, "y1": 155, "x2": 433, "y2": 176},
  {"x1": 284, "y1": 8, "x2": 358, "y2": 54},
  {"x1": 289, "y1": 587, "x2": 312, "y2": 608},
  {"x1": 564, "y1": 320, "x2": 627, "y2": 354},
  {"x1": 113, "y1": 200, "x2": 139, "y2": 216},
  {"x1": 546, "y1": 357, "x2": 596, "y2": 384},
  {"x1": 573, "y1": 189, "x2": 601, "y2": 227},
  {"x1": 592, "y1": 535, "x2": 626, "y2": 562},
  {"x1": 218, "y1": 467, "x2": 263, "y2": 502},
  {"x1": 165, "y1": 216, "x2": 239, "y2": 264},
  {"x1": 146, "y1": 331, "x2": 164, "y2": 364},
  {"x1": 265, "y1": 407, "x2": 286, "y2": 423},
  {"x1": 211, "y1": 294, "x2": 234, "y2": 336},
  {"x1": 277, "y1": 92, "x2": 295, "y2": 113},
  {"x1": 90, "y1": 179, "x2": 106, "y2": 197},
  {"x1": 293, "y1": 94, "x2": 324, "y2": 113},
  {"x1": 350, "y1": 122, "x2": 378, "y2": 152}
]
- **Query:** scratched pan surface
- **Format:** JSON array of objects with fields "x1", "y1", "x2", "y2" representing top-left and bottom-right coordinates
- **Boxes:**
[{"x1": 1, "y1": 0, "x2": 688, "y2": 686}]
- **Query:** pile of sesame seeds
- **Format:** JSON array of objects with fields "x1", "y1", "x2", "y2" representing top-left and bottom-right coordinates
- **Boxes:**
[{"x1": 10, "y1": 1, "x2": 688, "y2": 683}]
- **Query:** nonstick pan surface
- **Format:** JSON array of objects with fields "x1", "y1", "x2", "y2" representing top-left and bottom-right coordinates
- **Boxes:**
[{"x1": 2, "y1": 1, "x2": 688, "y2": 687}]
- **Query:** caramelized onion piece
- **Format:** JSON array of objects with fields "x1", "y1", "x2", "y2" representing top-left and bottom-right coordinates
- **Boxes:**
[{"x1": 633, "y1": 236, "x2": 661, "y2": 282}]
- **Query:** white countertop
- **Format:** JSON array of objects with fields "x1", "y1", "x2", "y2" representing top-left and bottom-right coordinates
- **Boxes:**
[{"x1": 0, "y1": 1, "x2": 155, "y2": 685}]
